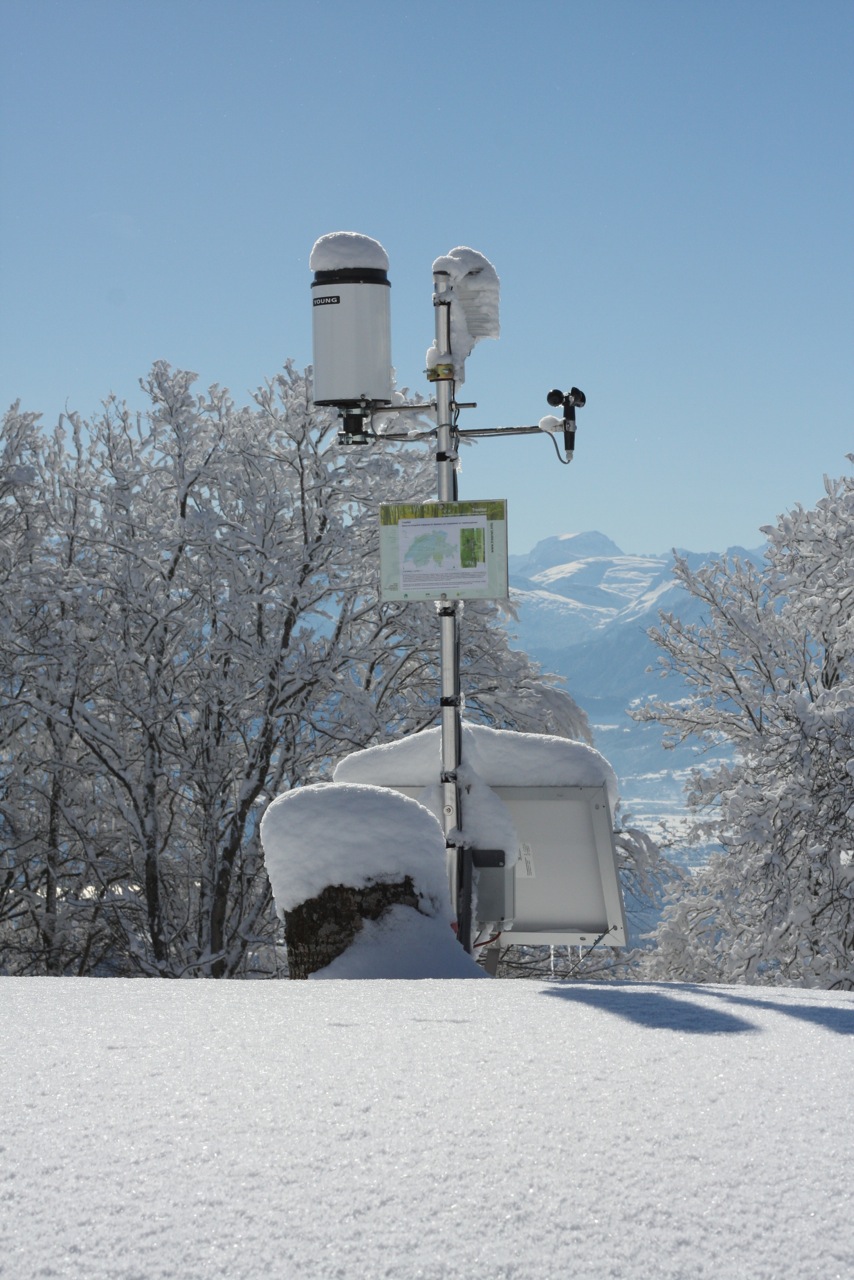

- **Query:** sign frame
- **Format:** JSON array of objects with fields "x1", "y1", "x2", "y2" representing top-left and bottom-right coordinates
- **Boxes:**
[{"x1": 379, "y1": 499, "x2": 509, "y2": 601}]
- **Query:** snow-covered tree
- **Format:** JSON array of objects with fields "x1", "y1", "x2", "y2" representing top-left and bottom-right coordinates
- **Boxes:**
[
  {"x1": 637, "y1": 464, "x2": 854, "y2": 988},
  {"x1": 0, "y1": 364, "x2": 587, "y2": 977}
]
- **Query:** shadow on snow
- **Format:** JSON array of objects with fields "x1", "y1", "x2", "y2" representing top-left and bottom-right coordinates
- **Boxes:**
[
  {"x1": 541, "y1": 982, "x2": 854, "y2": 1036},
  {"x1": 542, "y1": 984, "x2": 755, "y2": 1033}
]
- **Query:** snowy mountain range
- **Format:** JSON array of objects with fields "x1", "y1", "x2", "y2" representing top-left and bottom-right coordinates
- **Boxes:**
[{"x1": 507, "y1": 531, "x2": 764, "y2": 859}]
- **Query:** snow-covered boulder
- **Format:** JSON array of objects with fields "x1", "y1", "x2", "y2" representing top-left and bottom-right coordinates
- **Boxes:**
[{"x1": 260, "y1": 782, "x2": 484, "y2": 979}]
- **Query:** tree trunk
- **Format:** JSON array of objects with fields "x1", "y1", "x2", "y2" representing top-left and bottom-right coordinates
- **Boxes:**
[{"x1": 284, "y1": 876, "x2": 420, "y2": 979}]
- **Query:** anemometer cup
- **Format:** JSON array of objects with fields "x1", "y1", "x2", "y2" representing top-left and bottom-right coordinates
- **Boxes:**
[{"x1": 546, "y1": 388, "x2": 586, "y2": 461}]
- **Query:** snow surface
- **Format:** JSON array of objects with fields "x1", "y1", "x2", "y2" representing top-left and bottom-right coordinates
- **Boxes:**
[
  {"x1": 334, "y1": 722, "x2": 619, "y2": 811},
  {"x1": 3, "y1": 978, "x2": 853, "y2": 1280},
  {"x1": 310, "y1": 231, "x2": 389, "y2": 272}
]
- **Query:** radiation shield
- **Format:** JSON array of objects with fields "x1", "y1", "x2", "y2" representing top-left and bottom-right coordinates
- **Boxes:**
[{"x1": 311, "y1": 274, "x2": 392, "y2": 407}]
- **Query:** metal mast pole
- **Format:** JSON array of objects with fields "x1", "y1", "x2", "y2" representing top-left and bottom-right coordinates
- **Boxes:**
[{"x1": 432, "y1": 269, "x2": 471, "y2": 949}]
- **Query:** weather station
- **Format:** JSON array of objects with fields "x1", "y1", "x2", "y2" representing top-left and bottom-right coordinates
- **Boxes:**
[{"x1": 310, "y1": 231, "x2": 625, "y2": 969}]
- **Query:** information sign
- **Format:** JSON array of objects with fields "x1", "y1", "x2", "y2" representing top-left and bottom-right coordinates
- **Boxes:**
[{"x1": 379, "y1": 500, "x2": 509, "y2": 601}]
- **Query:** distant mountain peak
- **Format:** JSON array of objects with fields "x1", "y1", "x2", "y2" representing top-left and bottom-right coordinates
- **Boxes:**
[
  {"x1": 550, "y1": 531, "x2": 625, "y2": 556},
  {"x1": 512, "y1": 531, "x2": 625, "y2": 573}
]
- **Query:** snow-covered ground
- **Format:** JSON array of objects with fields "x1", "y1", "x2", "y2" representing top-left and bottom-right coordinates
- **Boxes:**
[{"x1": 2, "y1": 978, "x2": 852, "y2": 1279}]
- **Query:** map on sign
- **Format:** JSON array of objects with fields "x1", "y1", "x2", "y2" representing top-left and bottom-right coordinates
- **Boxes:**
[
  {"x1": 404, "y1": 530, "x2": 457, "y2": 569},
  {"x1": 379, "y1": 501, "x2": 508, "y2": 601}
]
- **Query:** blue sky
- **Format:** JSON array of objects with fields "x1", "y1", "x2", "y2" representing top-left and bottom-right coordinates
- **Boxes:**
[{"x1": 2, "y1": 0, "x2": 851, "y2": 556}]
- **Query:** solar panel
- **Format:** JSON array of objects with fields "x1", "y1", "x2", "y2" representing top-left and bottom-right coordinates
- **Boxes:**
[{"x1": 368, "y1": 781, "x2": 627, "y2": 948}]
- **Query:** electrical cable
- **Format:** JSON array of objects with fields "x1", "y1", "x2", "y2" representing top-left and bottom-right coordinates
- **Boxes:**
[{"x1": 474, "y1": 931, "x2": 502, "y2": 949}]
